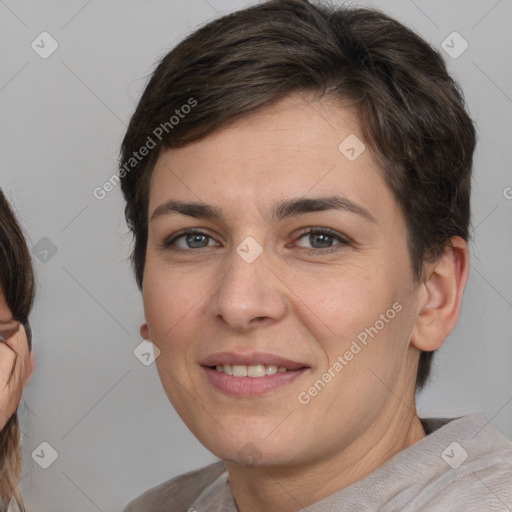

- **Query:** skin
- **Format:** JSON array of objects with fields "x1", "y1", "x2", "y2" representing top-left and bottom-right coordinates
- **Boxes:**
[
  {"x1": 0, "y1": 292, "x2": 34, "y2": 431},
  {"x1": 140, "y1": 93, "x2": 468, "y2": 512}
]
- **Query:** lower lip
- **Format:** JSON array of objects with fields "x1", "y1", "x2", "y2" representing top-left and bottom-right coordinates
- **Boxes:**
[{"x1": 202, "y1": 366, "x2": 309, "y2": 397}]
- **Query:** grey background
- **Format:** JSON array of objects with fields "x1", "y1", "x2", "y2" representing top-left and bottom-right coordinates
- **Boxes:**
[{"x1": 0, "y1": 0, "x2": 511, "y2": 510}]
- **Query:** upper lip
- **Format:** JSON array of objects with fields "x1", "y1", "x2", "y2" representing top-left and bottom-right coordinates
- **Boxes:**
[{"x1": 200, "y1": 352, "x2": 309, "y2": 371}]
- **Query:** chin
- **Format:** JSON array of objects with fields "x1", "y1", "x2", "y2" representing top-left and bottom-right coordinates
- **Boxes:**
[{"x1": 195, "y1": 425, "x2": 307, "y2": 468}]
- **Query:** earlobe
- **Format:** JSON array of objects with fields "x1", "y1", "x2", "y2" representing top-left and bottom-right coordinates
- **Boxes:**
[
  {"x1": 140, "y1": 322, "x2": 150, "y2": 340},
  {"x1": 411, "y1": 237, "x2": 469, "y2": 352}
]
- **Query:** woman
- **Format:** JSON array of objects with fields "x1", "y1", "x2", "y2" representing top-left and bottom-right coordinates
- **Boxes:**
[
  {"x1": 0, "y1": 189, "x2": 35, "y2": 512},
  {"x1": 119, "y1": 0, "x2": 512, "y2": 510}
]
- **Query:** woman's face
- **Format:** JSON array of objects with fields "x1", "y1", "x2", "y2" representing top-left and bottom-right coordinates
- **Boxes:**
[{"x1": 141, "y1": 94, "x2": 424, "y2": 467}]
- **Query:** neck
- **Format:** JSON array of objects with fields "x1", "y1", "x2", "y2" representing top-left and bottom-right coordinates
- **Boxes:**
[{"x1": 226, "y1": 406, "x2": 426, "y2": 512}]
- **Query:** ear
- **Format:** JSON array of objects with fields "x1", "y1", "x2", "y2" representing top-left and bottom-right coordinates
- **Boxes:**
[
  {"x1": 411, "y1": 237, "x2": 469, "y2": 352},
  {"x1": 140, "y1": 322, "x2": 150, "y2": 340}
]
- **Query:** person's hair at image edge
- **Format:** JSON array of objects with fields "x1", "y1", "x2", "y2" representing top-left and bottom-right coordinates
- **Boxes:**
[
  {"x1": 119, "y1": 0, "x2": 476, "y2": 393},
  {"x1": 0, "y1": 189, "x2": 35, "y2": 512}
]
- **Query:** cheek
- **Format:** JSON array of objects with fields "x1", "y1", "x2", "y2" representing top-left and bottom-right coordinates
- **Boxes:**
[
  {"x1": 297, "y1": 266, "x2": 389, "y2": 335},
  {"x1": 142, "y1": 262, "x2": 206, "y2": 349},
  {"x1": 298, "y1": 266, "x2": 410, "y2": 374}
]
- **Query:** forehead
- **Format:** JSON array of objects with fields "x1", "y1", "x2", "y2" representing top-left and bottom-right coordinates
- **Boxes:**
[{"x1": 148, "y1": 93, "x2": 400, "y2": 224}]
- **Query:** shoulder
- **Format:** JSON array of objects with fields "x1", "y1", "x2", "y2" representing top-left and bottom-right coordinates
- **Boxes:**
[
  {"x1": 415, "y1": 413, "x2": 512, "y2": 510},
  {"x1": 122, "y1": 461, "x2": 227, "y2": 512},
  {"x1": 426, "y1": 452, "x2": 512, "y2": 511}
]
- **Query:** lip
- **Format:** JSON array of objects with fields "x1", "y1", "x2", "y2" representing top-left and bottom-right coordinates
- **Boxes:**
[
  {"x1": 200, "y1": 351, "x2": 308, "y2": 370},
  {"x1": 202, "y1": 367, "x2": 309, "y2": 396},
  {"x1": 200, "y1": 351, "x2": 310, "y2": 397}
]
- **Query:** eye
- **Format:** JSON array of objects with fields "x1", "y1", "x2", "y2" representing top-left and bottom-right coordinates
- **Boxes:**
[
  {"x1": 0, "y1": 328, "x2": 16, "y2": 343},
  {"x1": 162, "y1": 227, "x2": 350, "y2": 254},
  {"x1": 163, "y1": 229, "x2": 219, "y2": 250},
  {"x1": 293, "y1": 227, "x2": 350, "y2": 253}
]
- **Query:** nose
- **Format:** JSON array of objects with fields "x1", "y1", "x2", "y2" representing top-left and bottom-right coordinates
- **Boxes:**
[{"x1": 210, "y1": 244, "x2": 287, "y2": 332}]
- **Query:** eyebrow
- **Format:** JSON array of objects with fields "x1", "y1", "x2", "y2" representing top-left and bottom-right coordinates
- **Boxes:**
[{"x1": 150, "y1": 196, "x2": 376, "y2": 224}]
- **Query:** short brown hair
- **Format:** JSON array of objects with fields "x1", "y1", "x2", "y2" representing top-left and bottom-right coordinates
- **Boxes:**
[{"x1": 119, "y1": 0, "x2": 476, "y2": 392}]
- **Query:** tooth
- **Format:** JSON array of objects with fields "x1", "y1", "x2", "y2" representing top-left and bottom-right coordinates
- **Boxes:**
[
  {"x1": 265, "y1": 365, "x2": 278, "y2": 375},
  {"x1": 215, "y1": 364, "x2": 292, "y2": 376},
  {"x1": 232, "y1": 365, "x2": 248, "y2": 377},
  {"x1": 248, "y1": 364, "x2": 265, "y2": 377}
]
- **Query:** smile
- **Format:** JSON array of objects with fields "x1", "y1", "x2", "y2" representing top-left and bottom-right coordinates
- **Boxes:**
[
  {"x1": 213, "y1": 364, "x2": 290, "y2": 377},
  {"x1": 200, "y1": 352, "x2": 310, "y2": 396}
]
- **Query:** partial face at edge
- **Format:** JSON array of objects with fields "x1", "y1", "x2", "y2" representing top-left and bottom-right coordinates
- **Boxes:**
[
  {"x1": 140, "y1": 93, "x2": 423, "y2": 467},
  {"x1": 0, "y1": 292, "x2": 19, "y2": 342}
]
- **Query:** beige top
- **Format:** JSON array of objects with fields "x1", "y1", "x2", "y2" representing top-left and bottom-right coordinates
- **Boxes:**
[{"x1": 123, "y1": 412, "x2": 512, "y2": 511}]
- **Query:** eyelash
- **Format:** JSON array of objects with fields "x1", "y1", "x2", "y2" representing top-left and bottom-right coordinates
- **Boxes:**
[
  {"x1": 162, "y1": 227, "x2": 350, "y2": 254},
  {"x1": 0, "y1": 325, "x2": 20, "y2": 342}
]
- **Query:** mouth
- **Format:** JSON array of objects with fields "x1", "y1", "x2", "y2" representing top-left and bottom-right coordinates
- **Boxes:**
[
  {"x1": 200, "y1": 352, "x2": 310, "y2": 396},
  {"x1": 211, "y1": 363, "x2": 296, "y2": 377}
]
